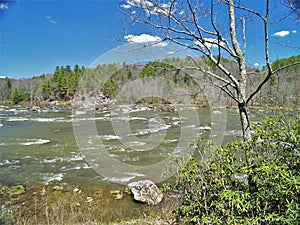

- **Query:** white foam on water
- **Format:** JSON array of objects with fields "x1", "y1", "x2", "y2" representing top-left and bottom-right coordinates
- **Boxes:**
[
  {"x1": 106, "y1": 172, "x2": 146, "y2": 183},
  {"x1": 42, "y1": 158, "x2": 60, "y2": 163},
  {"x1": 43, "y1": 173, "x2": 65, "y2": 184},
  {"x1": 199, "y1": 126, "x2": 211, "y2": 130},
  {"x1": 127, "y1": 141, "x2": 146, "y2": 147},
  {"x1": 103, "y1": 113, "x2": 111, "y2": 117},
  {"x1": 72, "y1": 165, "x2": 81, "y2": 170},
  {"x1": 163, "y1": 139, "x2": 178, "y2": 143},
  {"x1": 98, "y1": 135, "x2": 122, "y2": 140},
  {"x1": 172, "y1": 120, "x2": 181, "y2": 126},
  {"x1": 40, "y1": 154, "x2": 84, "y2": 165},
  {"x1": 67, "y1": 154, "x2": 84, "y2": 161},
  {"x1": 19, "y1": 139, "x2": 50, "y2": 146},
  {"x1": 150, "y1": 124, "x2": 171, "y2": 133},
  {"x1": 74, "y1": 110, "x2": 87, "y2": 115},
  {"x1": 32, "y1": 118, "x2": 56, "y2": 122},
  {"x1": 129, "y1": 116, "x2": 148, "y2": 121},
  {"x1": 0, "y1": 159, "x2": 10, "y2": 166},
  {"x1": 132, "y1": 130, "x2": 151, "y2": 136},
  {"x1": 7, "y1": 117, "x2": 29, "y2": 122},
  {"x1": 122, "y1": 156, "x2": 139, "y2": 162},
  {"x1": 72, "y1": 117, "x2": 108, "y2": 123},
  {"x1": 69, "y1": 163, "x2": 92, "y2": 170},
  {"x1": 83, "y1": 163, "x2": 91, "y2": 169},
  {"x1": 0, "y1": 159, "x2": 20, "y2": 166},
  {"x1": 31, "y1": 117, "x2": 69, "y2": 123},
  {"x1": 129, "y1": 122, "x2": 172, "y2": 137},
  {"x1": 213, "y1": 110, "x2": 223, "y2": 115},
  {"x1": 129, "y1": 106, "x2": 149, "y2": 113}
]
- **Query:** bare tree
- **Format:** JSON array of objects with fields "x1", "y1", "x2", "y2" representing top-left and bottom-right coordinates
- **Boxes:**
[
  {"x1": 281, "y1": 0, "x2": 300, "y2": 21},
  {"x1": 121, "y1": 0, "x2": 299, "y2": 147}
]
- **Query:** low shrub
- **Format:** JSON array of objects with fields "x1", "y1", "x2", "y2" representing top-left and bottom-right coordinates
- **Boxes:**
[{"x1": 173, "y1": 116, "x2": 300, "y2": 224}]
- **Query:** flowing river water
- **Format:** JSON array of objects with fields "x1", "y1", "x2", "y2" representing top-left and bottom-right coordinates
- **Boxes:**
[
  {"x1": 1, "y1": 104, "x2": 283, "y2": 223},
  {"x1": 0, "y1": 104, "x2": 269, "y2": 187}
]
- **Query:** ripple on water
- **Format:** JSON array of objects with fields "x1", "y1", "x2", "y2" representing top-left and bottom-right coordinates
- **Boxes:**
[
  {"x1": 0, "y1": 159, "x2": 21, "y2": 166},
  {"x1": 43, "y1": 173, "x2": 65, "y2": 184},
  {"x1": 19, "y1": 139, "x2": 50, "y2": 146},
  {"x1": 7, "y1": 117, "x2": 29, "y2": 122}
]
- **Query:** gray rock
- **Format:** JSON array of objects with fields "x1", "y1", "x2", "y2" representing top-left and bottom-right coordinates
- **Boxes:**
[{"x1": 128, "y1": 180, "x2": 164, "y2": 205}]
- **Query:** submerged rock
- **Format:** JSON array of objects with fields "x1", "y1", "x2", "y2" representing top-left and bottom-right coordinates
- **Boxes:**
[{"x1": 128, "y1": 180, "x2": 163, "y2": 205}]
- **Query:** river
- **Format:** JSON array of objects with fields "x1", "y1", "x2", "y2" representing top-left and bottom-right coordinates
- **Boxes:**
[{"x1": 0, "y1": 104, "x2": 267, "y2": 188}]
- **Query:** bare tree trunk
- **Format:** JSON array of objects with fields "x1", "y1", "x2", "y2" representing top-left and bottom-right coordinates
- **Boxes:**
[
  {"x1": 228, "y1": 0, "x2": 252, "y2": 142},
  {"x1": 238, "y1": 102, "x2": 251, "y2": 142}
]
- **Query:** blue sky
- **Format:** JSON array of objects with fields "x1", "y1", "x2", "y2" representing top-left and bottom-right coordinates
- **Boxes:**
[{"x1": 0, "y1": 0, "x2": 299, "y2": 78}]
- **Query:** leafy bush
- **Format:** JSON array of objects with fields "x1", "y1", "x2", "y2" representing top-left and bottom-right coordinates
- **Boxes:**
[{"x1": 173, "y1": 116, "x2": 300, "y2": 224}]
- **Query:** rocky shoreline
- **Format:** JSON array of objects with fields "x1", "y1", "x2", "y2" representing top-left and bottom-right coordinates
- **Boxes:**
[{"x1": 0, "y1": 181, "x2": 179, "y2": 225}]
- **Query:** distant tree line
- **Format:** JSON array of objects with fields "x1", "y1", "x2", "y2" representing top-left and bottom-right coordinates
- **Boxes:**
[
  {"x1": 41, "y1": 65, "x2": 85, "y2": 101},
  {"x1": 0, "y1": 65, "x2": 85, "y2": 105},
  {"x1": 0, "y1": 55, "x2": 299, "y2": 107}
]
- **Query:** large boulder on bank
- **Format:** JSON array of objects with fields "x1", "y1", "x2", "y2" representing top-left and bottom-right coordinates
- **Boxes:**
[{"x1": 128, "y1": 180, "x2": 164, "y2": 205}]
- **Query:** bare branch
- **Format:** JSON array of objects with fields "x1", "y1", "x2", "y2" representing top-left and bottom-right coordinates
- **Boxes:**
[
  {"x1": 227, "y1": 1, "x2": 266, "y2": 21},
  {"x1": 281, "y1": 0, "x2": 300, "y2": 21},
  {"x1": 246, "y1": 61, "x2": 300, "y2": 104},
  {"x1": 187, "y1": 0, "x2": 203, "y2": 39},
  {"x1": 187, "y1": 56, "x2": 232, "y2": 86}
]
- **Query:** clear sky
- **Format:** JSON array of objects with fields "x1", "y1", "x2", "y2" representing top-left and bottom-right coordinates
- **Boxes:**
[{"x1": 0, "y1": 0, "x2": 299, "y2": 78}]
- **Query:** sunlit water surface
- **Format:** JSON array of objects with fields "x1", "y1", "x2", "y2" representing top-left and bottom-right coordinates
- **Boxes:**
[{"x1": 0, "y1": 105, "x2": 268, "y2": 187}]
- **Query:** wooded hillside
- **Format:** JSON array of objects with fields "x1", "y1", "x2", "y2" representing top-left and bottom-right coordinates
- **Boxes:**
[{"x1": 0, "y1": 55, "x2": 299, "y2": 107}]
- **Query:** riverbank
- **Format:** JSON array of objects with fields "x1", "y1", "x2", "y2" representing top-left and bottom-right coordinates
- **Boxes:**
[
  {"x1": 0, "y1": 183, "x2": 179, "y2": 225},
  {"x1": 0, "y1": 182, "x2": 178, "y2": 225},
  {"x1": 1, "y1": 98, "x2": 299, "y2": 112}
]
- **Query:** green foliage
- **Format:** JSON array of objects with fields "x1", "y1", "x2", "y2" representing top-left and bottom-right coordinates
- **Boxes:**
[
  {"x1": 0, "y1": 209, "x2": 13, "y2": 225},
  {"x1": 0, "y1": 184, "x2": 26, "y2": 197},
  {"x1": 140, "y1": 63, "x2": 156, "y2": 78},
  {"x1": 139, "y1": 60, "x2": 175, "y2": 78},
  {"x1": 271, "y1": 55, "x2": 300, "y2": 72},
  {"x1": 173, "y1": 116, "x2": 300, "y2": 224},
  {"x1": 11, "y1": 88, "x2": 25, "y2": 104},
  {"x1": 6, "y1": 78, "x2": 12, "y2": 90},
  {"x1": 102, "y1": 79, "x2": 118, "y2": 98},
  {"x1": 42, "y1": 65, "x2": 85, "y2": 101},
  {"x1": 42, "y1": 80, "x2": 51, "y2": 99},
  {"x1": 3, "y1": 78, "x2": 12, "y2": 99}
]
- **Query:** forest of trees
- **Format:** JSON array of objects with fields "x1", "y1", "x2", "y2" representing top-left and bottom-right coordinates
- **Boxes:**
[
  {"x1": 0, "y1": 65, "x2": 85, "y2": 106},
  {"x1": 0, "y1": 55, "x2": 299, "y2": 107}
]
